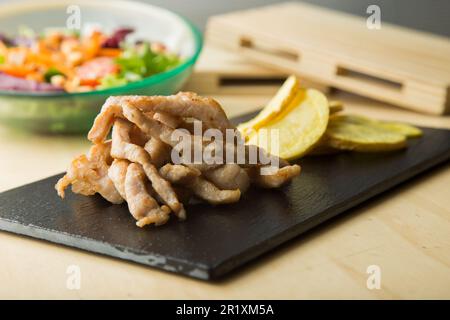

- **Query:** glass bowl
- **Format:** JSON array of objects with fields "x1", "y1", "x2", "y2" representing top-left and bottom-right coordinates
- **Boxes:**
[{"x1": 0, "y1": 0, "x2": 203, "y2": 133}]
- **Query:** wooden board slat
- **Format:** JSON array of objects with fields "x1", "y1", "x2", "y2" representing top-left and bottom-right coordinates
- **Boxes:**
[{"x1": 183, "y1": 44, "x2": 329, "y2": 94}]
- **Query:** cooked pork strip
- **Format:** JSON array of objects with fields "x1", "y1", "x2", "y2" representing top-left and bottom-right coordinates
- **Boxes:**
[
  {"x1": 108, "y1": 159, "x2": 129, "y2": 199},
  {"x1": 159, "y1": 166, "x2": 240, "y2": 205},
  {"x1": 159, "y1": 164, "x2": 201, "y2": 185},
  {"x1": 122, "y1": 102, "x2": 172, "y2": 144},
  {"x1": 87, "y1": 143, "x2": 124, "y2": 204},
  {"x1": 249, "y1": 164, "x2": 301, "y2": 188},
  {"x1": 129, "y1": 124, "x2": 150, "y2": 147},
  {"x1": 55, "y1": 154, "x2": 97, "y2": 198},
  {"x1": 61, "y1": 92, "x2": 302, "y2": 228},
  {"x1": 122, "y1": 102, "x2": 284, "y2": 172},
  {"x1": 88, "y1": 100, "x2": 123, "y2": 143},
  {"x1": 55, "y1": 142, "x2": 123, "y2": 204},
  {"x1": 142, "y1": 162, "x2": 186, "y2": 220},
  {"x1": 191, "y1": 177, "x2": 241, "y2": 205},
  {"x1": 153, "y1": 112, "x2": 181, "y2": 129},
  {"x1": 118, "y1": 92, "x2": 233, "y2": 131},
  {"x1": 111, "y1": 118, "x2": 185, "y2": 219},
  {"x1": 111, "y1": 119, "x2": 151, "y2": 164},
  {"x1": 125, "y1": 163, "x2": 170, "y2": 227},
  {"x1": 89, "y1": 94, "x2": 289, "y2": 170},
  {"x1": 122, "y1": 102, "x2": 221, "y2": 172},
  {"x1": 88, "y1": 92, "x2": 233, "y2": 143},
  {"x1": 203, "y1": 163, "x2": 250, "y2": 192},
  {"x1": 144, "y1": 137, "x2": 171, "y2": 168}
]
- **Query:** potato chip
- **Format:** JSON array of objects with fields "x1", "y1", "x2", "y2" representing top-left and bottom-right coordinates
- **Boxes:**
[
  {"x1": 237, "y1": 75, "x2": 300, "y2": 138},
  {"x1": 331, "y1": 114, "x2": 422, "y2": 138},
  {"x1": 247, "y1": 88, "x2": 329, "y2": 160},
  {"x1": 325, "y1": 115, "x2": 407, "y2": 152}
]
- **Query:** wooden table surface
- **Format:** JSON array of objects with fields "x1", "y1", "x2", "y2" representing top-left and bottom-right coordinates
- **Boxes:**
[{"x1": 1, "y1": 91, "x2": 449, "y2": 299}]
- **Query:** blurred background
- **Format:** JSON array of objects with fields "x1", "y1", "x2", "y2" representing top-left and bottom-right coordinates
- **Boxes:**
[
  {"x1": 0, "y1": 0, "x2": 449, "y2": 36},
  {"x1": 148, "y1": 0, "x2": 450, "y2": 36}
]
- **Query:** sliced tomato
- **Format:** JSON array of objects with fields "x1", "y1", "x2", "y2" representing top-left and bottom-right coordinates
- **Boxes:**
[
  {"x1": 76, "y1": 57, "x2": 118, "y2": 82},
  {"x1": 79, "y1": 78, "x2": 100, "y2": 87}
]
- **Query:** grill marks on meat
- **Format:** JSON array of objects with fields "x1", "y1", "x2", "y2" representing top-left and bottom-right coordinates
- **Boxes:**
[{"x1": 58, "y1": 92, "x2": 301, "y2": 228}]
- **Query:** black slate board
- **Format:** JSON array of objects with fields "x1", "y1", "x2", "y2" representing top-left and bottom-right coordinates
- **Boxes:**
[{"x1": 1, "y1": 113, "x2": 450, "y2": 280}]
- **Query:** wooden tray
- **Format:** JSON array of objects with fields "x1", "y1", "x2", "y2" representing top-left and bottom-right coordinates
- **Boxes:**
[
  {"x1": 0, "y1": 112, "x2": 449, "y2": 280},
  {"x1": 206, "y1": 2, "x2": 450, "y2": 114},
  {"x1": 183, "y1": 44, "x2": 329, "y2": 94}
]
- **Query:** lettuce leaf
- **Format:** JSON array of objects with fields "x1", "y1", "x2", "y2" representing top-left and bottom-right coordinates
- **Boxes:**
[
  {"x1": 43, "y1": 67, "x2": 64, "y2": 82},
  {"x1": 98, "y1": 42, "x2": 181, "y2": 89}
]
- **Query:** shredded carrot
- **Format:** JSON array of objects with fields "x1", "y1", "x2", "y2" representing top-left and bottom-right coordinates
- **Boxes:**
[
  {"x1": 28, "y1": 52, "x2": 53, "y2": 67},
  {"x1": 0, "y1": 64, "x2": 35, "y2": 78},
  {"x1": 98, "y1": 48, "x2": 121, "y2": 57}
]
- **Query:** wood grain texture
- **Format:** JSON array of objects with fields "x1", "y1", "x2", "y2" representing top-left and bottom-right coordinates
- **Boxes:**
[
  {"x1": 206, "y1": 2, "x2": 450, "y2": 114},
  {"x1": 183, "y1": 44, "x2": 328, "y2": 95}
]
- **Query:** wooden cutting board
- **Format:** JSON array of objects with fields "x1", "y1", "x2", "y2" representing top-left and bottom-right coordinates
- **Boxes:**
[
  {"x1": 206, "y1": 2, "x2": 450, "y2": 114},
  {"x1": 0, "y1": 112, "x2": 449, "y2": 280},
  {"x1": 183, "y1": 44, "x2": 329, "y2": 94}
]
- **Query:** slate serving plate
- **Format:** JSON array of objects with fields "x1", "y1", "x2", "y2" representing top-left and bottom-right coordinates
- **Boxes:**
[{"x1": 0, "y1": 113, "x2": 449, "y2": 280}]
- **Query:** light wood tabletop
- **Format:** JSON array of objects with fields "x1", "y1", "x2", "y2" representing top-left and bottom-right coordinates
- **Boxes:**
[{"x1": 0, "y1": 91, "x2": 449, "y2": 299}]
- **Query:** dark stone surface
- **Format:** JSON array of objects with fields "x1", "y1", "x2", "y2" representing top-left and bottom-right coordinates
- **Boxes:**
[{"x1": 0, "y1": 113, "x2": 449, "y2": 280}]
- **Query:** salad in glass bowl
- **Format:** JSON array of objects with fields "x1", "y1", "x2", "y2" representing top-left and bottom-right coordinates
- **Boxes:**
[
  {"x1": 0, "y1": 27, "x2": 182, "y2": 93},
  {"x1": 0, "y1": 0, "x2": 202, "y2": 133}
]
